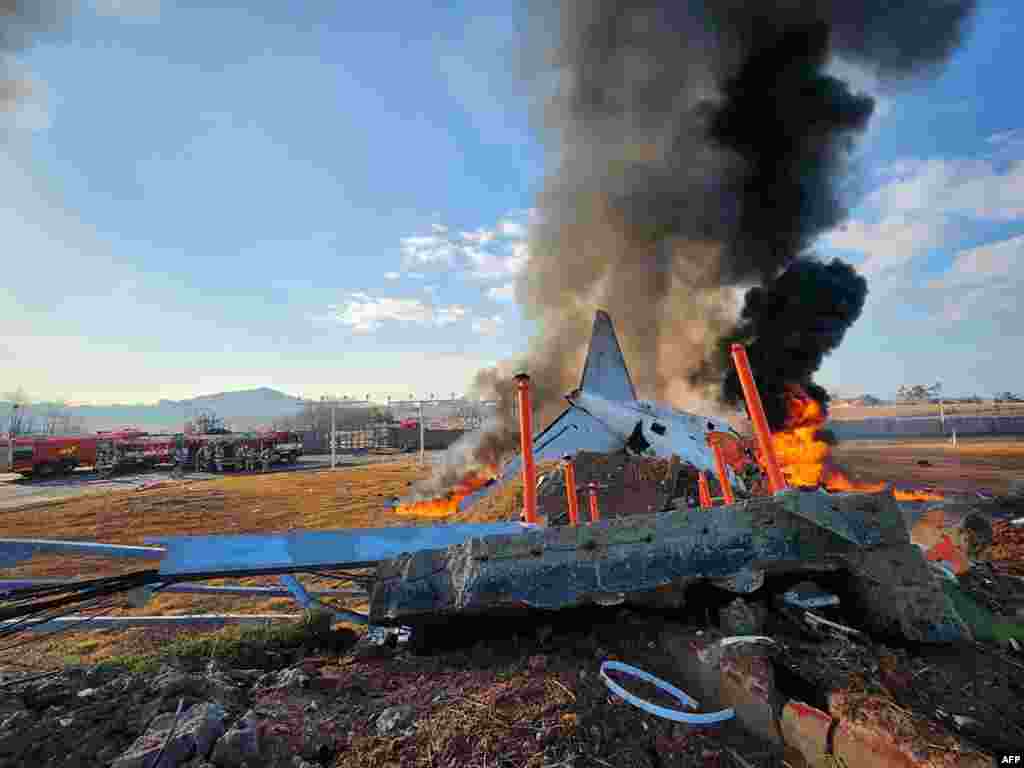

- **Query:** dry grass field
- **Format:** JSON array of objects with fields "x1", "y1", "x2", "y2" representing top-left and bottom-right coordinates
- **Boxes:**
[
  {"x1": 830, "y1": 401, "x2": 1024, "y2": 420},
  {"x1": 833, "y1": 436, "x2": 1024, "y2": 495},
  {"x1": 1, "y1": 440, "x2": 1022, "y2": 670}
]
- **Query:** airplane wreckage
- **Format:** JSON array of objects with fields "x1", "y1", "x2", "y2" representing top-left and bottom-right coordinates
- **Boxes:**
[{"x1": 0, "y1": 312, "x2": 995, "y2": 647}]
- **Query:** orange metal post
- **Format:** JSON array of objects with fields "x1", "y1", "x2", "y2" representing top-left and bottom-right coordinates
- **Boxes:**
[
  {"x1": 709, "y1": 438, "x2": 735, "y2": 505},
  {"x1": 729, "y1": 344, "x2": 787, "y2": 494},
  {"x1": 515, "y1": 374, "x2": 538, "y2": 524},
  {"x1": 587, "y1": 481, "x2": 601, "y2": 523},
  {"x1": 698, "y1": 472, "x2": 713, "y2": 508},
  {"x1": 563, "y1": 456, "x2": 579, "y2": 526}
]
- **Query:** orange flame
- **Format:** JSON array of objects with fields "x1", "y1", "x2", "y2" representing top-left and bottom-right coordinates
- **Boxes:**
[
  {"x1": 394, "y1": 465, "x2": 498, "y2": 519},
  {"x1": 771, "y1": 385, "x2": 943, "y2": 501}
]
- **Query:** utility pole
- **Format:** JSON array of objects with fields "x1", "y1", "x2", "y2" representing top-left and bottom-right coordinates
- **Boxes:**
[
  {"x1": 7, "y1": 403, "x2": 17, "y2": 473},
  {"x1": 331, "y1": 398, "x2": 337, "y2": 469},
  {"x1": 419, "y1": 399, "x2": 425, "y2": 467}
]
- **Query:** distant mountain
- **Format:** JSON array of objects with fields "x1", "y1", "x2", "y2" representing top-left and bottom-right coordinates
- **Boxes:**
[{"x1": 0, "y1": 388, "x2": 308, "y2": 433}]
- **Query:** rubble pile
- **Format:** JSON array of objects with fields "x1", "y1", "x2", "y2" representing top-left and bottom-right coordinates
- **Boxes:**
[
  {"x1": 536, "y1": 452, "x2": 693, "y2": 524},
  {"x1": 0, "y1": 488, "x2": 1022, "y2": 767}
]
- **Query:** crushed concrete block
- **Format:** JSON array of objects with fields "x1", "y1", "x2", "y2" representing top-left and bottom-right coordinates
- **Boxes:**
[
  {"x1": 659, "y1": 627, "x2": 780, "y2": 746},
  {"x1": 829, "y1": 691, "x2": 991, "y2": 768},
  {"x1": 844, "y1": 543, "x2": 970, "y2": 643},
  {"x1": 719, "y1": 647, "x2": 781, "y2": 746},
  {"x1": 779, "y1": 700, "x2": 832, "y2": 766},
  {"x1": 112, "y1": 702, "x2": 225, "y2": 768}
]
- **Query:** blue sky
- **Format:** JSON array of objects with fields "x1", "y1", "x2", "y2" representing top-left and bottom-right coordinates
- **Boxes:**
[{"x1": 2, "y1": 1, "x2": 1023, "y2": 405}]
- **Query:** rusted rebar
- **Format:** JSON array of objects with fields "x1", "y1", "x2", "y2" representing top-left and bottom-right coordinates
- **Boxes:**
[
  {"x1": 563, "y1": 456, "x2": 579, "y2": 526},
  {"x1": 698, "y1": 472, "x2": 713, "y2": 508},
  {"x1": 729, "y1": 344, "x2": 786, "y2": 494}
]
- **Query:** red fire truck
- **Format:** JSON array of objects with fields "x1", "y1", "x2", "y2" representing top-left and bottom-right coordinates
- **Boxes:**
[
  {"x1": 10, "y1": 436, "x2": 97, "y2": 477},
  {"x1": 258, "y1": 430, "x2": 304, "y2": 463},
  {"x1": 95, "y1": 434, "x2": 177, "y2": 475},
  {"x1": 9, "y1": 430, "x2": 152, "y2": 478}
]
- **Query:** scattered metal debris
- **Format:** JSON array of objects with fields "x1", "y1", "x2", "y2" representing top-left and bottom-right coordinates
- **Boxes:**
[{"x1": 599, "y1": 660, "x2": 735, "y2": 724}]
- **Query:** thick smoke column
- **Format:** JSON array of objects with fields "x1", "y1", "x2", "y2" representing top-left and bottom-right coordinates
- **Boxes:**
[
  {"x1": 464, "y1": 0, "x2": 976, "y2": 470},
  {"x1": 705, "y1": 258, "x2": 868, "y2": 430}
]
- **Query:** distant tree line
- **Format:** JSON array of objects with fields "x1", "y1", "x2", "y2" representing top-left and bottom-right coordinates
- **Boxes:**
[
  {"x1": 3, "y1": 387, "x2": 85, "y2": 436},
  {"x1": 272, "y1": 401, "x2": 396, "y2": 436}
]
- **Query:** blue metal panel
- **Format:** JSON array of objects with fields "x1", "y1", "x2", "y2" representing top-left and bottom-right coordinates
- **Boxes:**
[
  {"x1": 0, "y1": 579, "x2": 364, "y2": 598},
  {"x1": 0, "y1": 538, "x2": 165, "y2": 568},
  {"x1": 279, "y1": 574, "x2": 369, "y2": 625},
  {"x1": 151, "y1": 522, "x2": 531, "y2": 576},
  {"x1": 1, "y1": 614, "x2": 302, "y2": 635}
]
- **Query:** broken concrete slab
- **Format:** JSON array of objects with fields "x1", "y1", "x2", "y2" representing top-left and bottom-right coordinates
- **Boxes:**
[
  {"x1": 843, "y1": 543, "x2": 970, "y2": 643},
  {"x1": 112, "y1": 702, "x2": 226, "y2": 768},
  {"x1": 370, "y1": 489, "x2": 963, "y2": 643}
]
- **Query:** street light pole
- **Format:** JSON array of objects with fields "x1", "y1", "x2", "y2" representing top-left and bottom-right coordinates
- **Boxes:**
[
  {"x1": 419, "y1": 399, "x2": 425, "y2": 467},
  {"x1": 331, "y1": 398, "x2": 337, "y2": 469},
  {"x1": 7, "y1": 404, "x2": 17, "y2": 473}
]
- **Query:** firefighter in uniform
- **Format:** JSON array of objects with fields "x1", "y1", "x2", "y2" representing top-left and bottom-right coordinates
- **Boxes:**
[
  {"x1": 172, "y1": 444, "x2": 187, "y2": 478},
  {"x1": 214, "y1": 443, "x2": 225, "y2": 473},
  {"x1": 197, "y1": 444, "x2": 211, "y2": 472},
  {"x1": 260, "y1": 446, "x2": 272, "y2": 472}
]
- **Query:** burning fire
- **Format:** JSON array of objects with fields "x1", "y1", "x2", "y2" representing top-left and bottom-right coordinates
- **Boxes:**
[
  {"x1": 770, "y1": 385, "x2": 943, "y2": 502},
  {"x1": 394, "y1": 465, "x2": 498, "y2": 519}
]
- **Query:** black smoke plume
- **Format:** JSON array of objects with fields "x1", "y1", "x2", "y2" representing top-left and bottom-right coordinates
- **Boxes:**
[
  {"x1": 459, "y1": 1, "x2": 977, "y2": 478},
  {"x1": 703, "y1": 258, "x2": 869, "y2": 430}
]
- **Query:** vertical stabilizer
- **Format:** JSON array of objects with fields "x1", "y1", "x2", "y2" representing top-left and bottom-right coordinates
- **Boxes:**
[{"x1": 579, "y1": 310, "x2": 637, "y2": 402}]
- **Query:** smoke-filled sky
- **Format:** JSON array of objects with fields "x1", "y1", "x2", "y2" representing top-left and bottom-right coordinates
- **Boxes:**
[{"x1": 2, "y1": 1, "x2": 1023, "y2": 407}]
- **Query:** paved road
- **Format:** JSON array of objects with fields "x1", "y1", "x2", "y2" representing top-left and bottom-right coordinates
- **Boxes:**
[{"x1": 0, "y1": 452, "x2": 422, "y2": 512}]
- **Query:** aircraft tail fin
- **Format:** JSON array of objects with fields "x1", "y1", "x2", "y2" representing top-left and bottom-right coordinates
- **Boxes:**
[{"x1": 579, "y1": 310, "x2": 637, "y2": 402}]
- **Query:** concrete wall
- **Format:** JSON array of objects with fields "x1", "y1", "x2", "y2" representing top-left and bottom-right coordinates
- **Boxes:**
[
  {"x1": 830, "y1": 415, "x2": 1024, "y2": 440},
  {"x1": 389, "y1": 427, "x2": 466, "y2": 451}
]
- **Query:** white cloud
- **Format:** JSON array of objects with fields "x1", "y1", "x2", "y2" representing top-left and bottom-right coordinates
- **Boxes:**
[
  {"x1": 498, "y1": 218, "x2": 527, "y2": 238},
  {"x1": 823, "y1": 135, "x2": 1024, "y2": 274},
  {"x1": 423, "y1": 285, "x2": 436, "y2": 294},
  {"x1": 400, "y1": 235, "x2": 458, "y2": 267},
  {"x1": 405, "y1": 272, "x2": 425, "y2": 279},
  {"x1": 461, "y1": 228, "x2": 496, "y2": 244},
  {"x1": 471, "y1": 315, "x2": 504, "y2": 337},
  {"x1": 487, "y1": 282, "x2": 515, "y2": 302},
  {"x1": 397, "y1": 210, "x2": 532, "y2": 282},
  {"x1": 822, "y1": 215, "x2": 952, "y2": 274},
  {"x1": 925, "y1": 235, "x2": 1024, "y2": 326},
  {"x1": 435, "y1": 305, "x2": 469, "y2": 326},
  {"x1": 328, "y1": 294, "x2": 471, "y2": 333},
  {"x1": 930, "y1": 234, "x2": 1024, "y2": 290},
  {"x1": 384, "y1": 272, "x2": 400, "y2": 280},
  {"x1": 870, "y1": 157, "x2": 1024, "y2": 222},
  {"x1": 91, "y1": 0, "x2": 161, "y2": 20}
]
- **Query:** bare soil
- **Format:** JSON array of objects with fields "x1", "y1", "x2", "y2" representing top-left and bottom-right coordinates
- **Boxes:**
[
  {"x1": 833, "y1": 437, "x2": 1024, "y2": 495},
  {"x1": 0, "y1": 441, "x2": 1022, "y2": 767},
  {"x1": 830, "y1": 402, "x2": 1024, "y2": 420}
]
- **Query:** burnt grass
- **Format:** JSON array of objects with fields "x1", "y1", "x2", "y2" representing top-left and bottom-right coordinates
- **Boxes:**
[{"x1": 357, "y1": 581, "x2": 1024, "y2": 767}]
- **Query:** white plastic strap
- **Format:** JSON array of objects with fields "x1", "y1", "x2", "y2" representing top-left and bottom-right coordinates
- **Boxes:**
[
  {"x1": 599, "y1": 660, "x2": 735, "y2": 724},
  {"x1": 718, "y1": 635, "x2": 775, "y2": 649}
]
